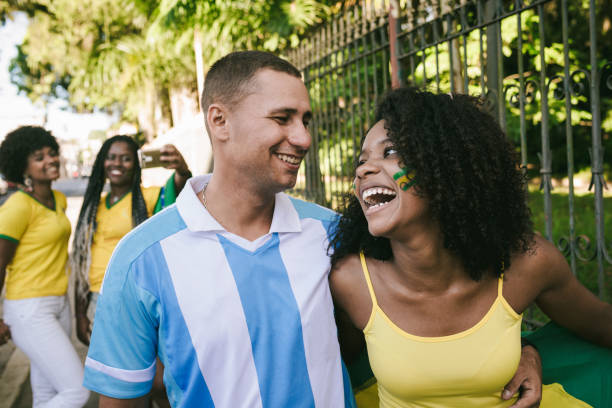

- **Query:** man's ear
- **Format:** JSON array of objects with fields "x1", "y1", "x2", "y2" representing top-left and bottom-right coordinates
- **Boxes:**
[{"x1": 206, "y1": 103, "x2": 229, "y2": 142}]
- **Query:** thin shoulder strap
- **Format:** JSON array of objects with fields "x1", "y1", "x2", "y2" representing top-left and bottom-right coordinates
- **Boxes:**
[
  {"x1": 359, "y1": 251, "x2": 378, "y2": 307},
  {"x1": 498, "y1": 273, "x2": 504, "y2": 298}
]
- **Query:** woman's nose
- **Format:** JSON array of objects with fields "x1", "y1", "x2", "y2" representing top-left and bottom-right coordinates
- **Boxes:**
[{"x1": 355, "y1": 160, "x2": 379, "y2": 179}]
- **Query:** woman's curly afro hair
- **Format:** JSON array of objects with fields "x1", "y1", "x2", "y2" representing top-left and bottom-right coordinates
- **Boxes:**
[
  {"x1": 0, "y1": 126, "x2": 60, "y2": 183},
  {"x1": 330, "y1": 87, "x2": 534, "y2": 280}
]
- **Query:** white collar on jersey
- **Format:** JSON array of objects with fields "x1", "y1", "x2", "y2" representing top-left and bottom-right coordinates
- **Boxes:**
[{"x1": 176, "y1": 174, "x2": 302, "y2": 234}]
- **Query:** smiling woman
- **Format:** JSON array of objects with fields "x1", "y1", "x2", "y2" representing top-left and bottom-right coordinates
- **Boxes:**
[
  {"x1": 329, "y1": 87, "x2": 612, "y2": 408},
  {"x1": 0, "y1": 126, "x2": 91, "y2": 407},
  {"x1": 71, "y1": 135, "x2": 191, "y2": 347}
]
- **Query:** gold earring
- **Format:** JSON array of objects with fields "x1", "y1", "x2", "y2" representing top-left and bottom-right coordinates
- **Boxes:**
[{"x1": 23, "y1": 175, "x2": 32, "y2": 188}]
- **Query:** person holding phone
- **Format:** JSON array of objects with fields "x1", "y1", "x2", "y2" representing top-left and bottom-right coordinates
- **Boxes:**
[
  {"x1": 71, "y1": 135, "x2": 191, "y2": 346},
  {"x1": 0, "y1": 126, "x2": 90, "y2": 407}
]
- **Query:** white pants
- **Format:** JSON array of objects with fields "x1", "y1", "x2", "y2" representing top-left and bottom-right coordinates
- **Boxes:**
[{"x1": 4, "y1": 295, "x2": 90, "y2": 408}]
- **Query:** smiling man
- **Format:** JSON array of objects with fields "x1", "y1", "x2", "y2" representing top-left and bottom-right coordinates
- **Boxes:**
[{"x1": 83, "y1": 51, "x2": 356, "y2": 407}]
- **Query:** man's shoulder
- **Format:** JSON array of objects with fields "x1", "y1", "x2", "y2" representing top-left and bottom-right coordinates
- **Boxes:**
[{"x1": 287, "y1": 196, "x2": 337, "y2": 223}]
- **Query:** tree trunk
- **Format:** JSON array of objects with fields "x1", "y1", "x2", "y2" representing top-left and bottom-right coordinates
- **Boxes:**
[
  {"x1": 194, "y1": 29, "x2": 205, "y2": 111},
  {"x1": 137, "y1": 79, "x2": 173, "y2": 142},
  {"x1": 137, "y1": 78, "x2": 157, "y2": 143},
  {"x1": 169, "y1": 86, "x2": 199, "y2": 126}
]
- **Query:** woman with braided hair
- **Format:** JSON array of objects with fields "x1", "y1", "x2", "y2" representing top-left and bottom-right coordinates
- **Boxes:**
[{"x1": 71, "y1": 135, "x2": 191, "y2": 346}]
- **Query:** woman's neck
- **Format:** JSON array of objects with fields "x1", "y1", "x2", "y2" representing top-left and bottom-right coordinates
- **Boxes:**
[
  {"x1": 30, "y1": 181, "x2": 54, "y2": 207},
  {"x1": 388, "y1": 228, "x2": 467, "y2": 293},
  {"x1": 109, "y1": 184, "x2": 131, "y2": 203}
]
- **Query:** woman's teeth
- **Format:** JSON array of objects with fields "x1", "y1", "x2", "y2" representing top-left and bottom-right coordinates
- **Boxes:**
[{"x1": 362, "y1": 187, "x2": 397, "y2": 207}]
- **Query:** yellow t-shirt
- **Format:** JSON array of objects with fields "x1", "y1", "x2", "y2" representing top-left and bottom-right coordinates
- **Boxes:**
[
  {"x1": 0, "y1": 190, "x2": 71, "y2": 299},
  {"x1": 88, "y1": 187, "x2": 160, "y2": 292}
]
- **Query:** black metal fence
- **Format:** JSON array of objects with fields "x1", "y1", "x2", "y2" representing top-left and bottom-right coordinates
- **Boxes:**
[{"x1": 288, "y1": 0, "x2": 611, "y2": 302}]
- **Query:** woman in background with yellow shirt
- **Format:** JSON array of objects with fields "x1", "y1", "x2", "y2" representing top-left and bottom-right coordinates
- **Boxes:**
[
  {"x1": 71, "y1": 135, "x2": 191, "y2": 346},
  {"x1": 0, "y1": 126, "x2": 90, "y2": 407}
]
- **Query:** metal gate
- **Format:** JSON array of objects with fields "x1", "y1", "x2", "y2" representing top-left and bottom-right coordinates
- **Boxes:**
[{"x1": 288, "y1": 0, "x2": 611, "y2": 302}]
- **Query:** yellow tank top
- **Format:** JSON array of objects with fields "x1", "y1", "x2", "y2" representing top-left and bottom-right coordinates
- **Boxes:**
[{"x1": 360, "y1": 252, "x2": 523, "y2": 407}]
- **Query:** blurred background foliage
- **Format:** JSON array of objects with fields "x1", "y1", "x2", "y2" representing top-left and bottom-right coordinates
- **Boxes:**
[
  {"x1": 0, "y1": 0, "x2": 336, "y2": 140},
  {"x1": 1, "y1": 0, "x2": 610, "y2": 179}
]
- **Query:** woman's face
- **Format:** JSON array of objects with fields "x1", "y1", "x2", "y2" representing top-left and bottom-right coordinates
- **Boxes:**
[
  {"x1": 354, "y1": 120, "x2": 428, "y2": 238},
  {"x1": 25, "y1": 146, "x2": 60, "y2": 183},
  {"x1": 104, "y1": 141, "x2": 136, "y2": 188}
]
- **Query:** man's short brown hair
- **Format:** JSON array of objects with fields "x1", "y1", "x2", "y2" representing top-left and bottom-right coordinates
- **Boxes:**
[{"x1": 201, "y1": 51, "x2": 302, "y2": 115}]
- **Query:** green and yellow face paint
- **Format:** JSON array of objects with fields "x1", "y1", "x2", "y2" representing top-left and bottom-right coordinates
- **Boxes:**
[{"x1": 393, "y1": 167, "x2": 417, "y2": 191}]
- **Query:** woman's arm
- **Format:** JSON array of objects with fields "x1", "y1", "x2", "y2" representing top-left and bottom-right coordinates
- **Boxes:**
[
  {"x1": 334, "y1": 303, "x2": 366, "y2": 363},
  {"x1": 159, "y1": 144, "x2": 191, "y2": 194},
  {"x1": 0, "y1": 238, "x2": 17, "y2": 345},
  {"x1": 531, "y1": 236, "x2": 612, "y2": 348},
  {"x1": 329, "y1": 255, "x2": 372, "y2": 363}
]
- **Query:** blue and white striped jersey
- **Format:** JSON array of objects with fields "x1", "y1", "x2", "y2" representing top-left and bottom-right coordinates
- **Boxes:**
[{"x1": 83, "y1": 175, "x2": 355, "y2": 407}]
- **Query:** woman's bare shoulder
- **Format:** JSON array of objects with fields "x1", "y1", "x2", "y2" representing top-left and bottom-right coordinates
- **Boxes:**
[
  {"x1": 330, "y1": 254, "x2": 363, "y2": 290},
  {"x1": 511, "y1": 235, "x2": 568, "y2": 280},
  {"x1": 504, "y1": 234, "x2": 571, "y2": 311}
]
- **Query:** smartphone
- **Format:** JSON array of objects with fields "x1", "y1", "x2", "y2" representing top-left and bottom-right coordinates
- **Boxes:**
[{"x1": 139, "y1": 149, "x2": 164, "y2": 169}]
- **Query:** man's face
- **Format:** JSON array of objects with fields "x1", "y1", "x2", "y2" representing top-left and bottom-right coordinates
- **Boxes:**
[{"x1": 223, "y1": 69, "x2": 312, "y2": 195}]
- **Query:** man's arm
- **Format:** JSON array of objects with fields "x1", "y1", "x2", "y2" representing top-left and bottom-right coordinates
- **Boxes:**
[
  {"x1": 84, "y1": 252, "x2": 160, "y2": 400},
  {"x1": 99, "y1": 395, "x2": 148, "y2": 408},
  {"x1": 502, "y1": 344, "x2": 542, "y2": 408}
]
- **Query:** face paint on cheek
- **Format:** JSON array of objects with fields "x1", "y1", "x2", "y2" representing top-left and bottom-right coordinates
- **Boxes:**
[{"x1": 393, "y1": 167, "x2": 417, "y2": 191}]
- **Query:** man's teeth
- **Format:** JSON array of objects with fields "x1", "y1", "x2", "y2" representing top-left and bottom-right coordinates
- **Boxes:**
[{"x1": 277, "y1": 154, "x2": 300, "y2": 165}]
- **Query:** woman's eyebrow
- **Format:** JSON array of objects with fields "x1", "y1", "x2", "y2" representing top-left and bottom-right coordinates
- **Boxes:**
[{"x1": 358, "y1": 137, "x2": 394, "y2": 157}]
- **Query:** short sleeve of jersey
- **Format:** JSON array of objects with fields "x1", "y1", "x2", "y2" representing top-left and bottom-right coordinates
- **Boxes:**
[
  {"x1": 0, "y1": 192, "x2": 31, "y2": 243},
  {"x1": 83, "y1": 255, "x2": 160, "y2": 398}
]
